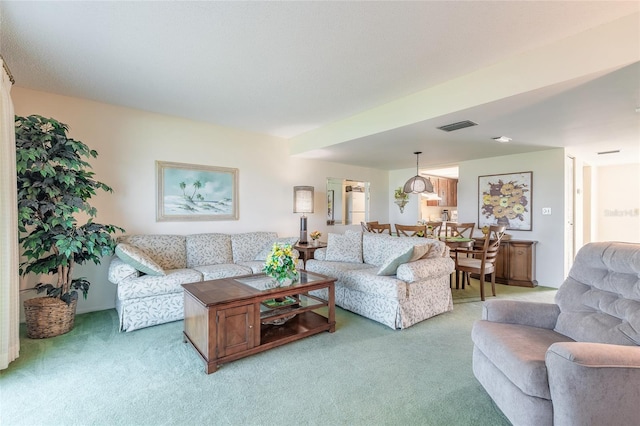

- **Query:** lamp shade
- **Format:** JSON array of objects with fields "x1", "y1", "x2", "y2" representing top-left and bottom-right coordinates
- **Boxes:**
[
  {"x1": 403, "y1": 176, "x2": 434, "y2": 194},
  {"x1": 403, "y1": 151, "x2": 434, "y2": 194},
  {"x1": 293, "y1": 186, "x2": 314, "y2": 213}
]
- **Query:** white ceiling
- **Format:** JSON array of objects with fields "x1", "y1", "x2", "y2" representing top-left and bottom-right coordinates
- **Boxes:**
[{"x1": 2, "y1": 1, "x2": 639, "y2": 170}]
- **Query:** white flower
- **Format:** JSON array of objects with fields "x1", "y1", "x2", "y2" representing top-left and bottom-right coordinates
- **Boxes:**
[{"x1": 39, "y1": 123, "x2": 54, "y2": 133}]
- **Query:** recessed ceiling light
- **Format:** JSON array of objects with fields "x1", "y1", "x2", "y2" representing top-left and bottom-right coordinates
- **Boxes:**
[{"x1": 492, "y1": 136, "x2": 512, "y2": 143}]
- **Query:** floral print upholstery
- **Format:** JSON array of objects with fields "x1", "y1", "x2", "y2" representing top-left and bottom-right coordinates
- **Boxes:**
[
  {"x1": 116, "y1": 268, "x2": 203, "y2": 300},
  {"x1": 186, "y1": 233, "x2": 233, "y2": 267},
  {"x1": 305, "y1": 233, "x2": 454, "y2": 329},
  {"x1": 109, "y1": 231, "x2": 286, "y2": 332},
  {"x1": 108, "y1": 258, "x2": 140, "y2": 283},
  {"x1": 396, "y1": 256, "x2": 455, "y2": 284},
  {"x1": 193, "y1": 264, "x2": 252, "y2": 280},
  {"x1": 122, "y1": 234, "x2": 187, "y2": 270},
  {"x1": 116, "y1": 293, "x2": 184, "y2": 332},
  {"x1": 325, "y1": 231, "x2": 363, "y2": 263},
  {"x1": 231, "y1": 232, "x2": 278, "y2": 262},
  {"x1": 363, "y1": 234, "x2": 441, "y2": 266},
  {"x1": 237, "y1": 260, "x2": 268, "y2": 274}
]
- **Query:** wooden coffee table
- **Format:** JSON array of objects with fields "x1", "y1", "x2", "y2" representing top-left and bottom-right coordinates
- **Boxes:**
[{"x1": 182, "y1": 271, "x2": 336, "y2": 374}]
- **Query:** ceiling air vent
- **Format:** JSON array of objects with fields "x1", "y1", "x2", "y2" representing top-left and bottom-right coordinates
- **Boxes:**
[
  {"x1": 437, "y1": 120, "x2": 478, "y2": 132},
  {"x1": 597, "y1": 150, "x2": 620, "y2": 155}
]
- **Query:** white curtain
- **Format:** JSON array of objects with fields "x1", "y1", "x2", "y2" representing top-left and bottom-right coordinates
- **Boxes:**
[{"x1": 0, "y1": 57, "x2": 19, "y2": 369}]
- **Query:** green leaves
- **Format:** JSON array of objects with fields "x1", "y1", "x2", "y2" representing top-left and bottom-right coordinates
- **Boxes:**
[{"x1": 15, "y1": 115, "x2": 125, "y2": 301}]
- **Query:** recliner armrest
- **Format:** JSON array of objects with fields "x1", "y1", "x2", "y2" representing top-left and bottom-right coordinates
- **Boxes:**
[
  {"x1": 482, "y1": 299, "x2": 560, "y2": 329},
  {"x1": 546, "y1": 342, "x2": 640, "y2": 425}
]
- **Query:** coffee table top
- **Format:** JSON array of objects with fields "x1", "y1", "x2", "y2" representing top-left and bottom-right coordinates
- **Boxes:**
[{"x1": 182, "y1": 271, "x2": 333, "y2": 307}]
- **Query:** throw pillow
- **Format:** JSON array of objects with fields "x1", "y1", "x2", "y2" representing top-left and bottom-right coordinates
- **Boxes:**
[
  {"x1": 377, "y1": 246, "x2": 415, "y2": 276},
  {"x1": 325, "y1": 232, "x2": 363, "y2": 263},
  {"x1": 254, "y1": 237, "x2": 299, "y2": 261},
  {"x1": 115, "y1": 243, "x2": 166, "y2": 276},
  {"x1": 409, "y1": 244, "x2": 432, "y2": 262}
]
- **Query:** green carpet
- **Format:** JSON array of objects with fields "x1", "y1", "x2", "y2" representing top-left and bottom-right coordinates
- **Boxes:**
[{"x1": 1, "y1": 284, "x2": 556, "y2": 426}]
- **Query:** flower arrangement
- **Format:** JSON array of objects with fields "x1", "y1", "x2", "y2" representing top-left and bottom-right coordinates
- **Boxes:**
[
  {"x1": 394, "y1": 187, "x2": 409, "y2": 200},
  {"x1": 481, "y1": 178, "x2": 529, "y2": 227},
  {"x1": 310, "y1": 230, "x2": 321, "y2": 241},
  {"x1": 263, "y1": 243, "x2": 298, "y2": 285}
]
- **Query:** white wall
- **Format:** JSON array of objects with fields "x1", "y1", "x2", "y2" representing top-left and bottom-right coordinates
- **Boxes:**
[
  {"x1": 13, "y1": 87, "x2": 388, "y2": 315},
  {"x1": 388, "y1": 168, "x2": 420, "y2": 226},
  {"x1": 594, "y1": 163, "x2": 640, "y2": 243},
  {"x1": 457, "y1": 149, "x2": 566, "y2": 288}
]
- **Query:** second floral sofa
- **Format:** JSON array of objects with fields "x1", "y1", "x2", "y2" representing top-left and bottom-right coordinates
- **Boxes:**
[{"x1": 304, "y1": 231, "x2": 455, "y2": 329}]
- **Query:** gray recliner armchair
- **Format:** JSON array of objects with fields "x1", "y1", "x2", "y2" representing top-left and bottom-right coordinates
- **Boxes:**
[{"x1": 471, "y1": 241, "x2": 640, "y2": 426}]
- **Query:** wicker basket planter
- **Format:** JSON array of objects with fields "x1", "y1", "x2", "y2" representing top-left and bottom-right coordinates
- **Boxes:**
[{"x1": 24, "y1": 297, "x2": 78, "y2": 339}]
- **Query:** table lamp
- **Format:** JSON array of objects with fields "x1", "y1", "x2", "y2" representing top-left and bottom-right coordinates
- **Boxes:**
[{"x1": 293, "y1": 186, "x2": 314, "y2": 244}]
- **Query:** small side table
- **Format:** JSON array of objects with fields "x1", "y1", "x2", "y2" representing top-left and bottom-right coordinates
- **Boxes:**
[{"x1": 294, "y1": 242, "x2": 327, "y2": 269}]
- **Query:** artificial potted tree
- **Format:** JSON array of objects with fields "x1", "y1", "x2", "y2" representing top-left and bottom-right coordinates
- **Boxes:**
[{"x1": 16, "y1": 115, "x2": 124, "y2": 338}]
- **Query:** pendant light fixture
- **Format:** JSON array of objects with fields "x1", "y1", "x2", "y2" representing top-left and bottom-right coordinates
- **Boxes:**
[{"x1": 403, "y1": 152, "x2": 434, "y2": 194}]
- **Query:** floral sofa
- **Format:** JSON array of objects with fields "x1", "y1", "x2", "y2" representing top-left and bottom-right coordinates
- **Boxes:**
[
  {"x1": 305, "y1": 231, "x2": 455, "y2": 329},
  {"x1": 108, "y1": 232, "x2": 297, "y2": 331}
]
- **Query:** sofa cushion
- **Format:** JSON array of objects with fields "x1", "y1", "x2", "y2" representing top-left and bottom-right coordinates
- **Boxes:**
[
  {"x1": 231, "y1": 232, "x2": 278, "y2": 262},
  {"x1": 254, "y1": 237, "x2": 299, "y2": 260},
  {"x1": 186, "y1": 233, "x2": 233, "y2": 267},
  {"x1": 363, "y1": 234, "x2": 437, "y2": 266},
  {"x1": 305, "y1": 259, "x2": 373, "y2": 281},
  {"x1": 342, "y1": 268, "x2": 407, "y2": 300},
  {"x1": 409, "y1": 244, "x2": 431, "y2": 262},
  {"x1": 378, "y1": 246, "x2": 414, "y2": 276},
  {"x1": 116, "y1": 268, "x2": 203, "y2": 300},
  {"x1": 472, "y1": 320, "x2": 575, "y2": 399},
  {"x1": 236, "y1": 260, "x2": 268, "y2": 274},
  {"x1": 325, "y1": 231, "x2": 363, "y2": 263},
  {"x1": 193, "y1": 264, "x2": 253, "y2": 281},
  {"x1": 115, "y1": 243, "x2": 165, "y2": 276},
  {"x1": 123, "y1": 234, "x2": 187, "y2": 270}
]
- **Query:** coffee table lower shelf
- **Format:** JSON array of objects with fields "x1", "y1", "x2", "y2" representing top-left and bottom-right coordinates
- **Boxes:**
[{"x1": 182, "y1": 273, "x2": 336, "y2": 374}]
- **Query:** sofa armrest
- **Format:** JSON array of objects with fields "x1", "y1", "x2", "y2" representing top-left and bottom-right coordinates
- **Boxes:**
[
  {"x1": 313, "y1": 248, "x2": 327, "y2": 261},
  {"x1": 108, "y1": 257, "x2": 139, "y2": 284},
  {"x1": 482, "y1": 299, "x2": 560, "y2": 329},
  {"x1": 546, "y1": 342, "x2": 640, "y2": 425},
  {"x1": 396, "y1": 257, "x2": 454, "y2": 283}
]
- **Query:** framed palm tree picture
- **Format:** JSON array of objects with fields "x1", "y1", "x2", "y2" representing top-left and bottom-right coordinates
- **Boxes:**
[{"x1": 156, "y1": 161, "x2": 239, "y2": 221}]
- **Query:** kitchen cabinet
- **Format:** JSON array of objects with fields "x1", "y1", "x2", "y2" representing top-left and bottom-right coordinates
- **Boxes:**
[{"x1": 426, "y1": 177, "x2": 458, "y2": 207}]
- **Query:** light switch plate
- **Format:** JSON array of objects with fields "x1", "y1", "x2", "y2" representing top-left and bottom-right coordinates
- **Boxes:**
[{"x1": 542, "y1": 207, "x2": 552, "y2": 215}]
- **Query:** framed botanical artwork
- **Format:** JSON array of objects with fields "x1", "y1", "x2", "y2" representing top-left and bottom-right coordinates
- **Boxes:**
[
  {"x1": 156, "y1": 161, "x2": 238, "y2": 221},
  {"x1": 478, "y1": 171, "x2": 532, "y2": 231}
]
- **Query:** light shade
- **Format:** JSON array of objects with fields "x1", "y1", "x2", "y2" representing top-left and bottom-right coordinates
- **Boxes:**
[
  {"x1": 293, "y1": 186, "x2": 314, "y2": 213},
  {"x1": 403, "y1": 176, "x2": 434, "y2": 194},
  {"x1": 403, "y1": 152, "x2": 434, "y2": 194}
]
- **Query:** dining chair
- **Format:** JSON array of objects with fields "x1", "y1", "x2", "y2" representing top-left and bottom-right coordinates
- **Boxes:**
[
  {"x1": 395, "y1": 224, "x2": 427, "y2": 237},
  {"x1": 426, "y1": 221, "x2": 443, "y2": 238},
  {"x1": 453, "y1": 224, "x2": 506, "y2": 301},
  {"x1": 361, "y1": 221, "x2": 372, "y2": 232},
  {"x1": 368, "y1": 223, "x2": 392, "y2": 235},
  {"x1": 448, "y1": 222, "x2": 475, "y2": 239},
  {"x1": 445, "y1": 223, "x2": 475, "y2": 287}
]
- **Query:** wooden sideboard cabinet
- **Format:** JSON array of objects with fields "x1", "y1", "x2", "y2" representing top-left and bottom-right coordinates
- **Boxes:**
[{"x1": 474, "y1": 239, "x2": 537, "y2": 287}]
